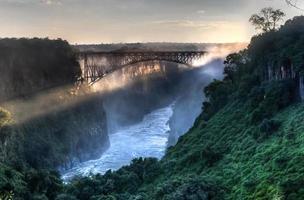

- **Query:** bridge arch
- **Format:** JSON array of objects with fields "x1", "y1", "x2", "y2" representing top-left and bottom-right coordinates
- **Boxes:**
[{"x1": 78, "y1": 51, "x2": 206, "y2": 84}]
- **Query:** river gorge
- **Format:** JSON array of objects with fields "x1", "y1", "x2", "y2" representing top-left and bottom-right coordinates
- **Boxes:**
[
  {"x1": 60, "y1": 44, "x2": 239, "y2": 180},
  {"x1": 1, "y1": 5, "x2": 303, "y2": 198}
]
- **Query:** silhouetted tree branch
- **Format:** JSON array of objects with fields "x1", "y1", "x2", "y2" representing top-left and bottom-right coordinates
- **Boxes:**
[
  {"x1": 285, "y1": 0, "x2": 304, "y2": 11},
  {"x1": 249, "y1": 7, "x2": 285, "y2": 32}
]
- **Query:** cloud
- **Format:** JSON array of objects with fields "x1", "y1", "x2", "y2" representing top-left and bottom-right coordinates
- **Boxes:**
[
  {"x1": 0, "y1": 0, "x2": 62, "y2": 6},
  {"x1": 40, "y1": 0, "x2": 62, "y2": 5},
  {"x1": 0, "y1": 0, "x2": 33, "y2": 4},
  {"x1": 197, "y1": 10, "x2": 206, "y2": 14},
  {"x1": 151, "y1": 19, "x2": 231, "y2": 30}
]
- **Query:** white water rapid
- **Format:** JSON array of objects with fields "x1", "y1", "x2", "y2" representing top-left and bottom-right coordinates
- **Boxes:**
[{"x1": 62, "y1": 103, "x2": 174, "y2": 180}]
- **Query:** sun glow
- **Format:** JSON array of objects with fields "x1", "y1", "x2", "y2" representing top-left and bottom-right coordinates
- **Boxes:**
[{"x1": 192, "y1": 43, "x2": 248, "y2": 67}]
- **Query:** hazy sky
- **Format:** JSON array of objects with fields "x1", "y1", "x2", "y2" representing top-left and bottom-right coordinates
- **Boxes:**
[{"x1": 0, "y1": 0, "x2": 302, "y2": 44}]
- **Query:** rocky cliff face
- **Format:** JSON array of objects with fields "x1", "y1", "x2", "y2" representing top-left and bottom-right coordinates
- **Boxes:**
[
  {"x1": 58, "y1": 95, "x2": 109, "y2": 169},
  {"x1": 99, "y1": 61, "x2": 181, "y2": 134},
  {"x1": 0, "y1": 38, "x2": 108, "y2": 170},
  {"x1": 2, "y1": 95, "x2": 109, "y2": 170}
]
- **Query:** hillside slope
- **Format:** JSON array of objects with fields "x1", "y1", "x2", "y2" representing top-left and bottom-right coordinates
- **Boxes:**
[
  {"x1": 58, "y1": 16, "x2": 304, "y2": 200},
  {"x1": 58, "y1": 90, "x2": 304, "y2": 200},
  {"x1": 1, "y1": 16, "x2": 304, "y2": 200},
  {"x1": 160, "y1": 101, "x2": 304, "y2": 199}
]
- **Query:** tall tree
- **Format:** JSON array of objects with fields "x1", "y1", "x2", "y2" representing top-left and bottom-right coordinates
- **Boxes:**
[{"x1": 249, "y1": 7, "x2": 285, "y2": 32}]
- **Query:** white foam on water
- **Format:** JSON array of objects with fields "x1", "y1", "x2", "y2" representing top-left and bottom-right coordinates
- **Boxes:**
[{"x1": 62, "y1": 103, "x2": 174, "y2": 181}]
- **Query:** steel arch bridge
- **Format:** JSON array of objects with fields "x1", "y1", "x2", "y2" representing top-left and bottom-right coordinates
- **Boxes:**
[{"x1": 78, "y1": 50, "x2": 206, "y2": 84}]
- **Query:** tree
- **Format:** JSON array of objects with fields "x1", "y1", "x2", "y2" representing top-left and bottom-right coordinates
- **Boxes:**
[
  {"x1": 249, "y1": 7, "x2": 285, "y2": 32},
  {"x1": 223, "y1": 51, "x2": 248, "y2": 83}
]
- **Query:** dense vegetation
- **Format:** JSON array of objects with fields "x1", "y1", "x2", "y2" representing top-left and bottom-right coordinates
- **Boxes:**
[
  {"x1": 1, "y1": 15, "x2": 304, "y2": 200},
  {"x1": 54, "y1": 15, "x2": 304, "y2": 200},
  {"x1": 0, "y1": 39, "x2": 109, "y2": 199},
  {"x1": 0, "y1": 38, "x2": 81, "y2": 102},
  {"x1": 4, "y1": 95, "x2": 108, "y2": 169}
]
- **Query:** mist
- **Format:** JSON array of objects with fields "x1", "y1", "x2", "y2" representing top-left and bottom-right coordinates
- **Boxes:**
[
  {"x1": 0, "y1": 41, "x2": 246, "y2": 179},
  {"x1": 90, "y1": 43, "x2": 247, "y2": 136},
  {"x1": 60, "y1": 43, "x2": 247, "y2": 179},
  {"x1": 88, "y1": 43, "x2": 246, "y2": 144}
]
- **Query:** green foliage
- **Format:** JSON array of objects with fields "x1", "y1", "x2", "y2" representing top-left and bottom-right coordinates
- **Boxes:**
[
  {"x1": 63, "y1": 158, "x2": 161, "y2": 199},
  {"x1": 166, "y1": 100, "x2": 304, "y2": 199},
  {"x1": 259, "y1": 119, "x2": 280, "y2": 134},
  {"x1": 1, "y1": 95, "x2": 108, "y2": 170},
  {"x1": 202, "y1": 80, "x2": 232, "y2": 120},
  {"x1": 248, "y1": 80, "x2": 295, "y2": 123},
  {"x1": 202, "y1": 16, "x2": 304, "y2": 121},
  {"x1": 154, "y1": 176, "x2": 223, "y2": 200},
  {"x1": 0, "y1": 164, "x2": 26, "y2": 198},
  {"x1": 249, "y1": 16, "x2": 304, "y2": 73},
  {"x1": 249, "y1": 7, "x2": 285, "y2": 32},
  {"x1": 55, "y1": 194, "x2": 77, "y2": 200},
  {"x1": 223, "y1": 51, "x2": 249, "y2": 84},
  {"x1": 0, "y1": 162, "x2": 64, "y2": 199},
  {"x1": 0, "y1": 108, "x2": 13, "y2": 155},
  {"x1": 0, "y1": 38, "x2": 107, "y2": 199},
  {"x1": 56, "y1": 96, "x2": 301, "y2": 200},
  {"x1": 1, "y1": 15, "x2": 304, "y2": 200},
  {"x1": 0, "y1": 38, "x2": 81, "y2": 101},
  {"x1": 0, "y1": 190, "x2": 14, "y2": 200},
  {"x1": 24, "y1": 169, "x2": 63, "y2": 199}
]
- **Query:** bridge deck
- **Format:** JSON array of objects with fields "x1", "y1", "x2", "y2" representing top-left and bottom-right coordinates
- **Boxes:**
[
  {"x1": 78, "y1": 50, "x2": 206, "y2": 56},
  {"x1": 78, "y1": 50, "x2": 206, "y2": 84}
]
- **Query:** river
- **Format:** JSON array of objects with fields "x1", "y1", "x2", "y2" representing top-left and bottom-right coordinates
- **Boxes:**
[
  {"x1": 62, "y1": 103, "x2": 174, "y2": 181},
  {"x1": 61, "y1": 45, "x2": 242, "y2": 181}
]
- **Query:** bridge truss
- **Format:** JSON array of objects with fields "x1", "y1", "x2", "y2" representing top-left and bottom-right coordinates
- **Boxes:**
[{"x1": 78, "y1": 51, "x2": 206, "y2": 84}]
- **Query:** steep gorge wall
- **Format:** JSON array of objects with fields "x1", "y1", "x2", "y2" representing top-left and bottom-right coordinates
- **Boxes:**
[
  {"x1": 99, "y1": 61, "x2": 181, "y2": 134},
  {"x1": 0, "y1": 38, "x2": 81, "y2": 102},
  {"x1": 1, "y1": 95, "x2": 109, "y2": 170},
  {"x1": 0, "y1": 38, "x2": 109, "y2": 170}
]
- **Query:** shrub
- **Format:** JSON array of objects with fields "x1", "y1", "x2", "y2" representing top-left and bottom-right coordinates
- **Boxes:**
[
  {"x1": 0, "y1": 164, "x2": 26, "y2": 198},
  {"x1": 280, "y1": 178, "x2": 304, "y2": 199},
  {"x1": 201, "y1": 147, "x2": 223, "y2": 167},
  {"x1": 154, "y1": 176, "x2": 222, "y2": 200},
  {"x1": 258, "y1": 119, "x2": 281, "y2": 138},
  {"x1": 89, "y1": 194, "x2": 117, "y2": 200},
  {"x1": 55, "y1": 194, "x2": 77, "y2": 200},
  {"x1": 249, "y1": 81, "x2": 295, "y2": 124}
]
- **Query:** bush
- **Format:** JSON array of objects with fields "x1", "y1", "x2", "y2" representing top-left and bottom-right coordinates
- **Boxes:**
[
  {"x1": 89, "y1": 194, "x2": 117, "y2": 200},
  {"x1": 154, "y1": 176, "x2": 222, "y2": 200},
  {"x1": 249, "y1": 81, "x2": 295, "y2": 124},
  {"x1": 201, "y1": 147, "x2": 223, "y2": 167},
  {"x1": 251, "y1": 118, "x2": 281, "y2": 140},
  {"x1": 258, "y1": 119, "x2": 281, "y2": 137},
  {"x1": 0, "y1": 164, "x2": 26, "y2": 198},
  {"x1": 24, "y1": 169, "x2": 63, "y2": 199},
  {"x1": 202, "y1": 80, "x2": 232, "y2": 120},
  {"x1": 281, "y1": 179, "x2": 304, "y2": 200},
  {"x1": 55, "y1": 194, "x2": 77, "y2": 200},
  {"x1": 65, "y1": 157, "x2": 162, "y2": 199}
]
